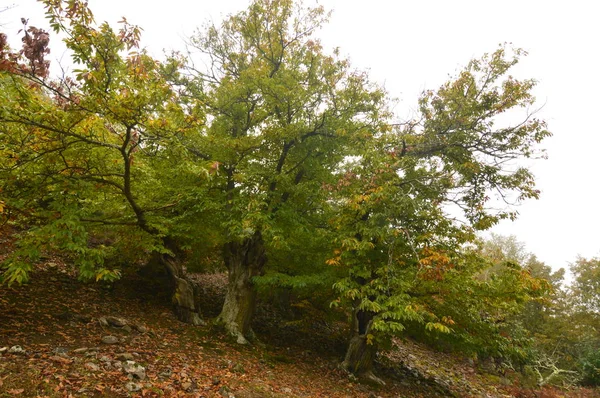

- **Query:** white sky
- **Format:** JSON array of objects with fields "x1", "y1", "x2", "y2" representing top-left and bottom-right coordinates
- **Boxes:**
[{"x1": 2, "y1": 0, "x2": 599, "y2": 273}]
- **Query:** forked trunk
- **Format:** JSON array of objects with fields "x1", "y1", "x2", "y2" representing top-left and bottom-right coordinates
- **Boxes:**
[
  {"x1": 342, "y1": 308, "x2": 385, "y2": 386},
  {"x1": 217, "y1": 231, "x2": 266, "y2": 344}
]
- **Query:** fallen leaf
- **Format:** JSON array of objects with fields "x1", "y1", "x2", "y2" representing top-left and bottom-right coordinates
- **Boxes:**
[{"x1": 8, "y1": 389, "x2": 24, "y2": 395}]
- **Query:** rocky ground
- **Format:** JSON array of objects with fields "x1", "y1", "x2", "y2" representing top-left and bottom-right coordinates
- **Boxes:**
[{"x1": 0, "y1": 246, "x2": 597, "y2": 397}]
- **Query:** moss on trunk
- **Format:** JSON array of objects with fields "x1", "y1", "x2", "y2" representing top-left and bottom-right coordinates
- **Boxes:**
[
  {"x1": 342, "y1": 308, "x2": 385, "y2": 386},
  {"x1": 217, "y1": 231, "x2": 266, "y2": 344}
]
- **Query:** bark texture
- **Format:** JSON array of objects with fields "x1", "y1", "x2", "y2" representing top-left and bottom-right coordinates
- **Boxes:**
[
  {"x1": 217, "y1": 231, "x2": 266, "y2": 344},
  {"x1": 342, "y1": 308, "x2": 385, "y2": 386},
  {"x1": 143, "y1": 245, "x2": 203, "y2": 326},
  {"x1": 163, "y1": 257, "x2": 203, "y2": 326}
]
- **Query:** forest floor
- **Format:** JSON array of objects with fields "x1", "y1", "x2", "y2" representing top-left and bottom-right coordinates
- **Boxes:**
[{"x1": 0, "y1": 244, "x2": 598, "y2": 397}]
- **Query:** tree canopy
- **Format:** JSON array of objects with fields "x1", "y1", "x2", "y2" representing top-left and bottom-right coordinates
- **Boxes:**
[{"x1": 0, "y1": 0, "x2": 560, "y2": 385}]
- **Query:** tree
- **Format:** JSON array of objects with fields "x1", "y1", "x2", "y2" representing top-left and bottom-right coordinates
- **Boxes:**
[
  {"x1": 330, "y1": 46, "x2": 551, "y2": 382},
  {"x1": 0, "y1": 0, "x2": 205, "y2": 324},
  {"x1": 570, "y1": 256, "x2": 600, "y2": 315},
  {"x1": 184, "y1": 0, "x2": 389, "y2": 343}
]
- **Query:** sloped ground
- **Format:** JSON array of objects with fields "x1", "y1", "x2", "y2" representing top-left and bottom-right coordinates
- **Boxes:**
[{"x1": 0, "y1": 240, "x2": 597, "y2": 397}]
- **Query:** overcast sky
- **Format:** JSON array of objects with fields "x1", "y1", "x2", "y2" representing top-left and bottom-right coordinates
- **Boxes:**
[{"x1": 2, "y1": 0, "x2": 599, "y2": 273}]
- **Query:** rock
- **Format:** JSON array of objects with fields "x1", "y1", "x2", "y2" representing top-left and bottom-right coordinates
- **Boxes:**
[
  {"x1": 133, "y1": 324, "x2": 148, "y2": 334},
  {"x1": 98, "y1": 317, "x2": 109, "y2": 326},
  {"x1": 84, "y1": 362, "x2": 99, "y2": 371},
  {"x1": 73, "y1": 347, "x2": 89, "y2": 354},
  {"x1": 159, "y1": 369, "x2": 172, "y2": 379},
  {"x1": 113, "y1": 360, "x2": 123, "y2": 369},
  {"x1": 106, "y1": 316, "x2": 127, "y2": 327},
  {"x1": 123, "y1": 361, "x2": 146, "y2": 380},
  {"x1": 122, "y1": 325, "x2": 133, "y2": 333},
  {"x1": 282, "y1": 387, "x2": 292, "y2": 394},
  {"x1": 53, "y1": 347, "x2": 69, "y2": 355},
  {"x1": 8, "y1": 345, "x2": 25, "y2": 354},
  {"x1": 101, "y1": 335, "x2": 119, "y2": 344},
  {"x1": 0, "y1": 347, "x2": 8, "y2": 353},
  {"x1": 125, "y1": 382, "x2": 142, "y2": 392},
  {"x1": 116, "y1": 352, "x2": 134, "y2": 361},
  {"x1": 99, "y1": 356, "x2": 111, "y2": 362}
]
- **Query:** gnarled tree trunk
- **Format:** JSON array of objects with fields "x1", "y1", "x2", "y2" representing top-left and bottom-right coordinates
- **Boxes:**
[
  {"x1": 342, "y1": 308, "x2": 385, "y2": 386},
  {"x1": 162, "y1": 256, "x2": 203, "y2": 326},
  {"x1": 217, "y1": 230, "x2": 266, "y2": 344},
  {"x1": 142, "y1": 241, "x2": 203, "y2": 326}
]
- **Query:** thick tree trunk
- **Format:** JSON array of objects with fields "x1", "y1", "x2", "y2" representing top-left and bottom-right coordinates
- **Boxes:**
[
  {"x1": 342, "y1": 308, "x2": 385, "y2": 386},
  {"x1": 141, "y1": 242, "x2": 203, "y2": 326},
  {"x1": 217, "y1": 231, "x2": 266, "y2": 344},
  {"x1": 163, "y1": 257, "x2": 204, "y2": 326}
]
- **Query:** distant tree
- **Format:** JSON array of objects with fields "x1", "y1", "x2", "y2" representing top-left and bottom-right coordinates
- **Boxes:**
[{"x1": 570, "y1": 256, "x2": 600, "y2": 315}]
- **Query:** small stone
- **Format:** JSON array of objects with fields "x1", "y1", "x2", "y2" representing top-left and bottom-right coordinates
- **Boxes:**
[
  {"x1": 122, "y1": 325, "x2": 133, "y2": 333},
  {"x1": 282, "y1": 387, "x2": 292, "y2": 394},
  {"x1": 134, "y1": 324, "x2": 148, "y2": 333},
  {"x1": 53, "y1": 347, "x2": 69, "y2": 355},
  {"x1": 125, "y1": 382, "x2": 142, "y2": 392},
  {"x1": 159, "y1": 368, "x2": 172, "y2": 379},
  {"x1": 113, "y1": 360, "x2": 123, "y2": 369},
  {"x1": 8, "y1": 345, "x2": 25, "y2": 354},
  {"x1": 106, "y1": 316, "x2": 127, "y2": 327},
  {"x1": 116, "y1": 353, "x2": 134, "y2": 361},
  {"x1": 98, "y1": 317, "x2": 109, "y2": 326},
  {"x1": 101, "y1": 335, "x2": 119, "y2": 344},
  {"x1": 99, "y1": 355, "x2": 111, "y2": 362},
  {"x1": 73, "y1": 347, "x2": 89, "y2": 354},
  {"x1": 84, "y1": 362, "x2": 99, "y2": 371},
  {"x1": 123, "y1": 361, "x2": 146, "y2": 380}
]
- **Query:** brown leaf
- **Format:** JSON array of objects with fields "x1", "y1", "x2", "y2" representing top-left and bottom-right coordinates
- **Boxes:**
[
  {"x1": 8, "y1": 389, "x2": 24, "y2": 395},
  {"x1": 50, "y1": 355, "x2": 72, "y2": 364}
]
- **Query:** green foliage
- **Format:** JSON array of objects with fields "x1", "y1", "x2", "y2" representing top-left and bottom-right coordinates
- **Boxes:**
[
  {"x1": 581, "y1": 347, "x2": 600, "y2": 386},
  {"x1": 329, "y1": 45, "x2": 551, "y2": 359},
  {"x1": 0, "y1": 1, "x2": 557, "y2": 375},
  {"x1": 0, "y1": 0, "x2": 206, "y2": 283}
]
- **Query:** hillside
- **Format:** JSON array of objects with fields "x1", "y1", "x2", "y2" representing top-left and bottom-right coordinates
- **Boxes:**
[{"x1": 0, "y1": 253, "x2": 595, "y2": 397}]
